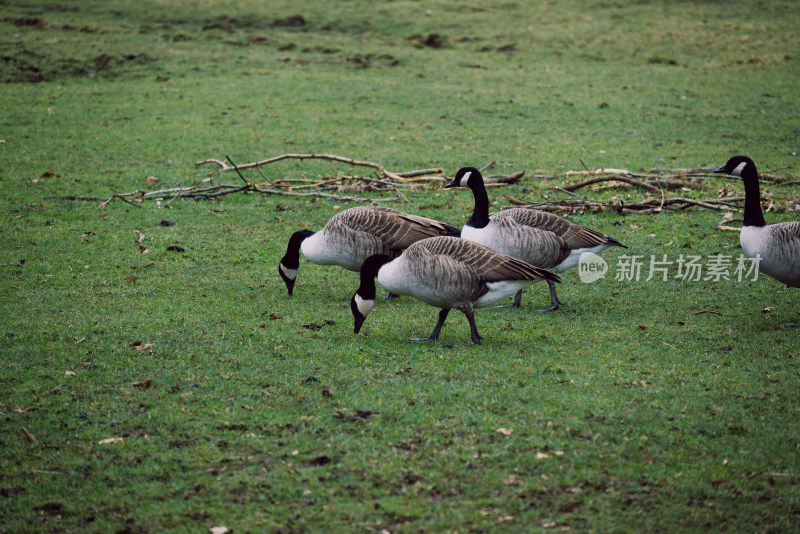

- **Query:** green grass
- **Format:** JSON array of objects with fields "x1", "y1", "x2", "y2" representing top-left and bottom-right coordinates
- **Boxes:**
[{"x1": 2, "y1": 0, "x2": 800, "y2": 532}]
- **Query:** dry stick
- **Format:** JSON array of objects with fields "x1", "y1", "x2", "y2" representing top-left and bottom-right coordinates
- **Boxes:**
[
  {"x1": 197, "y1": 152, "x2": 410, "y2": 182},
  {"x1": 225, "y1": 155, "x2": 250, "y2": 186},
  {"x1": 550, "y1": 186, "x2": 584, "y2": 198},
  {"x1": 562, "y1": 175, "x2": 662, "y2": 193},
  {"x1": 694, "y1": 310, "x2": 743, "y2": 317},
  {"x1": 251, "y1": 185, "x2": 396, "y2": 203},
  {"x1": 504, "y1": 195, "x2": 743, "y2": 214},
  {"x1": 162, "y1": 185, "x2": 186, "y2": 207},
  {"x1": 485, "y1": 170, "x2": 525, "y2": 185},
  {"x1": 480, "y1": 160, "x2": 497, "y2": 172},
  {"x1": 395, "y1": 167, "x2": 444, "y2": 177}
]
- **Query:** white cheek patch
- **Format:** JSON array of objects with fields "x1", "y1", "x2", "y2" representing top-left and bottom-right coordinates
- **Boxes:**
[
  {"x1": 280, "y1": 263, "x2": 298, "y2": 280},
  {"x1": 355, "y1": 294, "x2": 374, "y2": 317},
  {"x1": 460, "y1": 171, "x2": 472, "y2": 187},
  {"x1": 732, "y1": 161, "x2": 747, "y2": 176}
]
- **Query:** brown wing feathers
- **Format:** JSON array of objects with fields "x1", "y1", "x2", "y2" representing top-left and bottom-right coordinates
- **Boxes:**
[
  {"x1": 500, "y1": 208, "x2": 612, "y2": 249},
  {"x1": 339, "y1": 206, "x2": 453, "y2": 250},
  {"x1": 413, "y1": 237, "x2": 559, "y2": 284}
]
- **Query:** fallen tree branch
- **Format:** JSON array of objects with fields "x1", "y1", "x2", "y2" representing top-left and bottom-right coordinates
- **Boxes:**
[
  {"x1": 485, "y1": 170, "x2": 525, "y2": 185},
  {"x1": 560, "y1": 175, "x2": 661, "y2": 193},
  {"x1": 61, "y1": 157, "x2": 785, "y2": 211},
  {"x1": 503, "y1": 195, "x2": 744, "y2": 215},
  {"x1": 196, "y1": 152, "x2": 426, "y2": 183}
]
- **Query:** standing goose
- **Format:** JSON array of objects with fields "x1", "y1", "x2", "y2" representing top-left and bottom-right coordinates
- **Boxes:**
[
  {"x1": 279, "y1": 206, "x2": 460, "y2": 295},
  {"x1": 713, "y1": 155, "x2": 800, "y2": 287},
  {"x1": 445, "y1": 167, "x2": 626, "y2": 311},
  {"x1": 351, "y1": 236, "x2": 560, "y2": 344}
]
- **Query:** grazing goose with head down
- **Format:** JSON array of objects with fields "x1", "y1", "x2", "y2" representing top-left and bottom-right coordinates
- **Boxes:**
[
  {"x1": 713, "y1": 155, "x2": 800, "y2": 288},
  {"x1": 445, "y1": 167, "x2": 626, "y2": 311},
  {"x1": 351, "y1": 236, "x2": 560, "y2": 344},
  {"x1": 279, "y1": 206, "x2": 459, "y2": 295}
]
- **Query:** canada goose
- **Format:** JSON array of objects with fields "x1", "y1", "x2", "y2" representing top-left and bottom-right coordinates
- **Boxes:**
[
  {"x1": 351, "y1": 236, "x2": 560, "y2": 344},
  {"x1": 444, "y1": 167, "x2": 626, "y2": 311},
  {"x1": 279, "y1": 206, "x2": 460, "y2": 295},
  {"x1": 713, "y1": 155, "x2": 800, "y2": 288}
]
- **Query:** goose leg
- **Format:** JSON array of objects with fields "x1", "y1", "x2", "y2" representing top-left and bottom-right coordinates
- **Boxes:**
[
  {"x1": 533, "y1": 280, "x2": 562, "y2": 312},
  {"x1": 383, "y1": 291, "x2": 400, "y2": 300},
  {"x1": 463, "y1": 308, "x2": 483, "y2": 344},
  {"x1": 409, "y1": 308, "x2": 449, "y2": 342},
  {"x1": 496, "y1": 289, "x2": 523, "y2": 309}
]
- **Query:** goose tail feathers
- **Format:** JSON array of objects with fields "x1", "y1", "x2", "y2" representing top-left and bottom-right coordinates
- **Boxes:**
[{"x1": 606, "y1": 236, "x2": 627, "y2": 249}]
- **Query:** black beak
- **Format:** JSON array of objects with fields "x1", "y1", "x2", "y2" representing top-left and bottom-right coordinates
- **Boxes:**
[
  {"x1": 444, "y1": 178, "x2": 458, "y2": 189},
  {"x1": 712, "y1": 165, "x2": 727, "y2": 174}
]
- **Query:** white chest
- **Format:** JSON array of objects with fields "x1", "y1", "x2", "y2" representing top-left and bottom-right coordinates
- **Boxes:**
[
  {"x1": 740, "y1": 226, "x2": 770, "y2": 259},
  {"x1": 460, "y1": 224, "x2": 492, "y2": 247}
]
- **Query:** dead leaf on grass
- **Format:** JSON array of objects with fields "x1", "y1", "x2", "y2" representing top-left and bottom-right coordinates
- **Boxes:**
[
  {"x1": 134, "y1": 230, "x2": 146, "y2": 244},
  {"x1": 495, "y1": 427, "x2": 513, "y2": 436},
  {"x1": 209, "y1": 527, "x2": 229, "y2": 534},
  {"x1": 132, "y1": 341, "x2": 154, "y2": 353},
  {"x1": 503, "y1": 474, "x2": 522, "y2": 486},
  {"x1": 145, "y1": 176, "x2": 160, "y2": 184},
  {"x1": 133, "y1": 378, "x2": 153, "y2": 388},
  {"x1": 536, "y1": 452, "x2": 549, "y2": 459},
  {"x1": 20, "y1": 427, "x2": 37, "y2": 442},
  {"x1": 65, "y1": 370, "x2": 76, "y2": 376},
  {"x1": 98, "y1": 437, "x2": 123, "y2": 445}
]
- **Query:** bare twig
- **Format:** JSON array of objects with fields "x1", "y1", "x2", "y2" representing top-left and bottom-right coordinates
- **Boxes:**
[
  {"x1": 503, "y1": 195, "x2": 744, "y2": 215},
  {"x1": 484, "y1": 170, "x2": 524, "y2": 185},
  {"x1": 694, "y1": 310, "x2": 743, "y2": 317},
  {"x1": 197, "y1": 152, "x2": 417, "y2": 182},
  {"x1": 225, "y1": 155, "x2": 249, "y2": 186},
  {"x1": 479, "y1": 160, "x2": 497, "y2": 172},
  {"x1": 561, "y1": 175, "x2": 661, "y2": 193}
]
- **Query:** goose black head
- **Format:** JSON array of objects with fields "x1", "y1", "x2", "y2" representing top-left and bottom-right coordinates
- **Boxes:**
[
  {"x1": 278, "y1": 262, "x2": 298, "y2": 295},
  {"x1": 713, "y1": 156, "x2": 757, "y2": 178},
  {"x1": 351, "y1": 254, "x2": 392, "y2": 334},
  {"x1": 445, "y1": 167, "x2": 483, "y2": 190},
  {"x1": 350, "y1": 292, "x2": 375, "y2": 334},
  {"x1": 278, "y1": 229, "x2": 314, "y2": 295},
  {"x1": 714, "y1": 156, "x2": 766, "y2": 227}
]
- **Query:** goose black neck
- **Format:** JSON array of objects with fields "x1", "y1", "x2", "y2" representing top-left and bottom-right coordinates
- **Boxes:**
[
  {"x1": 358, "y1": 254, "x2": 392, "y2": 299},
  {"x1": 742, "y1": 171, "x2": 766, "y2": 227},
  {"x1": 466, "y1": 181, "x2": 491, "y2": 229},
  {"x1": 282, "y1": 229, "x2": 314, "y2": 268}
]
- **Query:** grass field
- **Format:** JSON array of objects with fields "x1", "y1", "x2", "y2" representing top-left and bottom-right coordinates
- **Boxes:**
[{"x1": 2, "y1": 0, "x2": 800, "y2": 532}]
